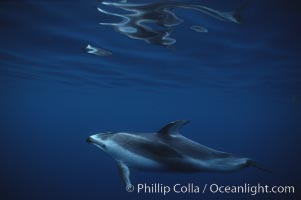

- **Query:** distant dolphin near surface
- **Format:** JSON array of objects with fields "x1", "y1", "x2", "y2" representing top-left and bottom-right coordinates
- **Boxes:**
[
  {"x1": 87, "y1": 120, "x2": 268, "y2": 187},
  {"x1": 85, "y1": 44, "x2": 112, "y2": 56}
]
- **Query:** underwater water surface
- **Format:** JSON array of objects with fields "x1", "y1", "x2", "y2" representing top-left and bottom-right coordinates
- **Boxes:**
[{"x1": 0, "y1": 0, "x2": 300, "y2": 199}]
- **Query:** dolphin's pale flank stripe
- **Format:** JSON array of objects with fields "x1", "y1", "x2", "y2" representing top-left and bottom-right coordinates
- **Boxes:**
[{"x1": 87, "y1": 120, "x2": 268, "y2": 187}]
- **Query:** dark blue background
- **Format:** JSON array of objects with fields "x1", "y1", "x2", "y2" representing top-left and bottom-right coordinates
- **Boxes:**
[{"x1": 0, "y1": 0, "x2": 300, "y2": 199}]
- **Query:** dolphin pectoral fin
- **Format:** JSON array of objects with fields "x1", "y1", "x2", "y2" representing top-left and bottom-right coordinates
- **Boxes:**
[
  {"x1": 157, "y1": 120, "x2": 190, "y2": 136},
  {"x1": 117, "y1": 161, "x2": 131, "y2": 186}
]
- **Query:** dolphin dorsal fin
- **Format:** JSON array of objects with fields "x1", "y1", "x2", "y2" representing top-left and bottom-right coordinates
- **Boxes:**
[{"x1": 157, "y1": 120, "x2": 190, "y2": 136}]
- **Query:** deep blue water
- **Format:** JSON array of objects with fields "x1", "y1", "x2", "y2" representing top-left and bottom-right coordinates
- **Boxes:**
[{"x1": 0, "y1": 0, "x2": 300, "y2": 199}]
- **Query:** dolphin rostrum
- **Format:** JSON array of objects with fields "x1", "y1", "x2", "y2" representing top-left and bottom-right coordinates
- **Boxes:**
[{"x1": 87, "y1": 120, "x2": 267, "y2": 187}]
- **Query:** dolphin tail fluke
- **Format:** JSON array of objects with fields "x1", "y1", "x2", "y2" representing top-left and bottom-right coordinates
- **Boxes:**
[{"x1": 247, "y1": 159, "x2": 272, "y2": 173}]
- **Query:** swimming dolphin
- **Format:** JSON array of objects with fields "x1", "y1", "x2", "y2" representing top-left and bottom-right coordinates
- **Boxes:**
[
  {"x1": 87, "y1": 120, "x2": 267, "y2": 187},
  {"x1": 85, "y1": 44, "x2": 112, "y2": 56}
]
